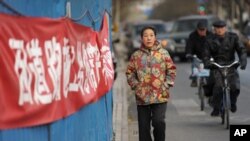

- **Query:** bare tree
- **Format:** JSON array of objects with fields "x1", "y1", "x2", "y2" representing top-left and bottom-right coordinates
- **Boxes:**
[{"x1": 113, "y1": 0, "x2": 143, "y2": 23}]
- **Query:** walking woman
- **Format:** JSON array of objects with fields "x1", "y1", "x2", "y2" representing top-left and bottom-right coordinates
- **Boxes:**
[{"x1": 126, "y1": 26, "x2": 176, "y2": 141}]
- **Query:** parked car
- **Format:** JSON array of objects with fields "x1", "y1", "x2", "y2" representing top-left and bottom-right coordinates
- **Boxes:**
[
  {"x1": 168, "y1": 15, "x2": 219, "y2": 61},
  {"x1": 164, "y1": 21, "x2": 174, "y2": 32},
  {"x1": 123, "y1": 20, "x2": 175, "y2": 60}
]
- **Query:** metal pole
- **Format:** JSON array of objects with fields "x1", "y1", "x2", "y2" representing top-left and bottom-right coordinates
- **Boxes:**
[
  {"x1": 114, "y1": 0, "x2": 120, "y2": 32},
  {"x1": 66, "y1": 1, "x2": 71, "y2": 18}
]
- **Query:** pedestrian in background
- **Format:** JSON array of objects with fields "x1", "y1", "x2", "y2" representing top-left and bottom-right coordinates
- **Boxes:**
[{"x1": 126, "y1": 26, "x2": 176, "y2": 141}]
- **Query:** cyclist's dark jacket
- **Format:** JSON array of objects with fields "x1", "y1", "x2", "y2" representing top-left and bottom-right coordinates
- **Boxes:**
[
  {"x1": 203, "y1": 32, "x2": 247, "y2": 68},
  {"x1": 186, "y1": 30, "x2": 213, "y2": 59},
  {"x1": 202, "y1": 32, "x2": 247, "y2": 108}
]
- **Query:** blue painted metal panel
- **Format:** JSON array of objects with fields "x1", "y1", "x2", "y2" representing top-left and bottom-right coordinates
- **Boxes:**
[
  {"x1": 0, "y1": 0, "x2": 66, "y2": 18},
  {"x1": 0, "y1": 0, "x2": 113, "y2": 141},
  {"x1": 50, "y1": 93, "x2": 112, "y2": 141},
  {"x1": 1, "y1": 126, "x2": 48, "y2": 141},
  {"x1": 70, "y1": 0, "x2": 112, "y2": 30}
]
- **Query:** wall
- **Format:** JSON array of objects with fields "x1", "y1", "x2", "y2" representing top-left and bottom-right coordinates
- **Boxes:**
[{"x1": 0, "y1": 0, "x2": 113, "y2": 141}]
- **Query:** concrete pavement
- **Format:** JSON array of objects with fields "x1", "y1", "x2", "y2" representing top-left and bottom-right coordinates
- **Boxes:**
[
  {"x1": 112, "y1": 71, "x2": 129, "y2": 141},
  {"x1": 112, "y1": 42, "x2": 130, "y2": 141}
]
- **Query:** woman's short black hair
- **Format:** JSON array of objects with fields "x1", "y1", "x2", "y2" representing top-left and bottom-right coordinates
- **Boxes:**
[{"x1": 140, "y1": 26, "x2": 157, "y2": 38}]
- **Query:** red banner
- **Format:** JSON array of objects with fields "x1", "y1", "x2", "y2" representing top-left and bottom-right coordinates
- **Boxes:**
[{"x1": 0, "y1": 13, "x2": 114, "y2": 129}]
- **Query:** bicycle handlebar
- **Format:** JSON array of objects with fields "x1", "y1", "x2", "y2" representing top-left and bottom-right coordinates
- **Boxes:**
[
  {"x1": 192, "y1": 55, "x2": 202, "y2": 62},
  {"x1": 210, "y1": 61, "x2": 240, "y2": 69}
]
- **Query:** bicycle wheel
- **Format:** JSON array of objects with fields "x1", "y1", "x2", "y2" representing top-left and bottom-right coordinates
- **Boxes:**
[
  {"x1": 198, "y1": 83, "x2": 205, "y2": 111},
  {"x1": 223, "y1": 88, "x2": 230, "y2": 129},
  {"x1": 225, "y1": 107, "x2": 230, "y2": 129},
  {"x1": 221, "y1": 108, "x2": 225, "y2": 125}
]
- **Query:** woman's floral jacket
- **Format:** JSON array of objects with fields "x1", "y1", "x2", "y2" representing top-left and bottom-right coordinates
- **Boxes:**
[{"x1": 126, "y1": 43, "x2": 176, "y2": 105}]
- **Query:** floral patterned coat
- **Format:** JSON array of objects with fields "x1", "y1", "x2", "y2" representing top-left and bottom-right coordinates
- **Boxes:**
[{"x1": 126, "y1": 43, "x2": 176, "y2": 105}]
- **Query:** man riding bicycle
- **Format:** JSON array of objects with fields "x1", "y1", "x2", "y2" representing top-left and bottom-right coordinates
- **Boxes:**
[
  {"x1": 203, "y1": 20, "x2": 247, "y2": 116},
  {"x1": 186, "y1": 21, "x2": 213, "y2": 95}
]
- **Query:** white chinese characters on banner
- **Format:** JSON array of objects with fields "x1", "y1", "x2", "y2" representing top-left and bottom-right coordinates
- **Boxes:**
[
  {"x1": 9, "y1": 37, "x2": 112, "y2": 106},
  {"x1": 70, "y1": 42, "x2": 101, "y2": 94},
  {"x1": 62, "y1": 38, "x2": 75, "y2": 98},
  {"x1": 101, "y1": 39, "x2": 113, "y2": 85},
  {"x1": 45, "y1": 37, "x2": 62, "y2": 101},
  {"x1": 27, "y1": 39, "x2": 52, "y2": 104},
  {"x1": 9, "y1": 39, "x2": 33, "y2": 105}
]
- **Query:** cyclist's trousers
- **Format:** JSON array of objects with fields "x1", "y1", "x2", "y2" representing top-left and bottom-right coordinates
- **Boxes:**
[{"x1": 211, "y1": 69, "x2": 240, "y2": 109}]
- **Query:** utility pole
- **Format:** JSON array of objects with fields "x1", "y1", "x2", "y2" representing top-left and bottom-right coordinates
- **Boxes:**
[
  {"x1": 113, "y1": 0, "x2": 120, "y2": 32},
  {"x1": 230, "y1": 0, "x2": 235, "y2": 24},
  {"x1": 235, "y1": 0, "x2": 245, "y2": 31}
]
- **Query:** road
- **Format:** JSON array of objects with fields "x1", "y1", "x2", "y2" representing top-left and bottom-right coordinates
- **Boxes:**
[{"x1": 112, "y1": 42, "x2": 250, "y2": 141}]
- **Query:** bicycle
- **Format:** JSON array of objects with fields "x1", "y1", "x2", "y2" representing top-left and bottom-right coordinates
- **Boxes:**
[
  {"x1": 191, "y1": 55, "x2": 210, "y2": 111},
  {"x1": 210, "y1": 61, "x2": 240, "y2": 129}
]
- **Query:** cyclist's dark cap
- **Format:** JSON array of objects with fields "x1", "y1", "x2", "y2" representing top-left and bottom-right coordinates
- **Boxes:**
[
  {"x1": 197, "y1": 21, "x2": 207, "y2": 30},
  {"x1": 213, "y1": 20, "x2": 226, "y2": 28}
]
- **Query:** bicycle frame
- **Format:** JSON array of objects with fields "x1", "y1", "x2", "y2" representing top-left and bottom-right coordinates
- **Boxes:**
[
  {"x1": 210, "y1": 61, "x2": 240, "y2": 129},
  {"x1": 192, "y1": 56, "x2": 210, "y2": 111},
  {"x1": 220, "y1": 67, "x2": 231, "y2": 129}
]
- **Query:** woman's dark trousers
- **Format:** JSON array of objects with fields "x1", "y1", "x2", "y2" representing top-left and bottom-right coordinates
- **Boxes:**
[{"x1": 137, "y1": 102, "x2": 167, "y2": 141}]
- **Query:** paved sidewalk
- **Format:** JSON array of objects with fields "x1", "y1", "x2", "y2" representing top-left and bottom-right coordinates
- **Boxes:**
[
  {"x1": 112, "y1": 43, "x2": 129, "y2": 141},
  {"x1": 112, "y1": 72, "x2": 129, "y2": 141}
]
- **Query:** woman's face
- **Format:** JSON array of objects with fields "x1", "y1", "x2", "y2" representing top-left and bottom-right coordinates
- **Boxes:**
[{"x1": 142, "y1": 29, "x2": 156, "y2": 48}]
